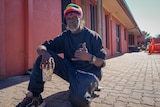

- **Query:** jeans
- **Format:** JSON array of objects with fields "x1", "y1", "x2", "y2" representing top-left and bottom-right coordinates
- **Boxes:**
[{"x1": 28, "y1": 51, "x2": 99, "y2": 107}]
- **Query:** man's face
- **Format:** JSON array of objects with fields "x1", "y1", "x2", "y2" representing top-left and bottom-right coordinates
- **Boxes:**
[{"x1": 65, "y1": 12, "x2": 81, "y2": 32}]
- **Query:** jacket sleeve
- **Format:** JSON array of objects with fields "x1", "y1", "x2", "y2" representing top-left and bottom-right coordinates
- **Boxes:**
[
  {"x1": 42, "y1": 34, "x2": 64, "y2": 53},
  {"x1": 91, "y1": 33, "x2": 107, "y2": 60}
]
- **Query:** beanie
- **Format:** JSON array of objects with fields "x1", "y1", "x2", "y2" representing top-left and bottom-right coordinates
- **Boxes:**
[{"x1": 64, "y1": 3, "x2": 83, "y2": 18}]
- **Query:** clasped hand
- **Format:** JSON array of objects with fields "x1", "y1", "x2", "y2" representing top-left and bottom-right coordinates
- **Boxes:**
[
  {"x1": 40, "y1": 51, "x2": 55, "y2": 70},
  {"x1": 72, "y1": 42, "x2": 91, "y2": 61}
]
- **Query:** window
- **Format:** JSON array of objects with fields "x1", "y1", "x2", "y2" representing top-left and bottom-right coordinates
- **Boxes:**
[
  {"x1": 129, "y1": 34, "x2": 134, "y2": 45},
  {"x1": 116, "y1": 24, "x2": 121, "y2": 52},
  {"x1": 90, "y1": 3, "x2": 97, "y2": 31},
  {"x1": 61, "y1": 0, "x2": 71, "y2": 31},
  {"x1": 124, "y1": 29, "x2": 126, "y2": 40},
  {"x1": 90, "y1": 4, "x2": 95, "y2": 30},
  {"x1": 105, "y1": 15, "x2": 109, "y2": 48}
]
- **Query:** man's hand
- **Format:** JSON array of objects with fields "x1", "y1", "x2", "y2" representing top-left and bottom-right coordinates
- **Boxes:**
[
  {"x1": 41, "y1": 56, "x2": 55, "y2": 70},
  {"x1": 72, "y1": 42, "x2": 91, "y2": 61},
  {"x1": 79, "y1": 42, "x2": 88, "y2": 52},
  {"x1": 40, "y1": 51, "x2": 54, "y2": 69},
  {"x1": 37, "y1": 45, "x2": 54, "y2": 69}
]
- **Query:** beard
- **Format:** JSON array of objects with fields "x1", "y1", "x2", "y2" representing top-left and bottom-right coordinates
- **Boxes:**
[
  {"x1": 67, "y1": 20, "x2": 80, "y2": 32},
  {"x1": 69, "y1": 25, "x2": 79, "y2": 32}
]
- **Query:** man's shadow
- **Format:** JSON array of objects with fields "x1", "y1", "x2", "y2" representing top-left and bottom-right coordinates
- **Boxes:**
[
  {"x1": 44, "y1": 90, "x2": 99, "y2": 107},
  {"x1": 44, "y1": 90, "x2": 72, "y2": 107}
]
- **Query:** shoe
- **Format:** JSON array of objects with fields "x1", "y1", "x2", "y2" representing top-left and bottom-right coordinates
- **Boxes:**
[
  {"x1": 16, "y1": 92, "x2": 46, "y2": 107},
  {"x1": 95, "y1": 86, "x2": 103, "y2": 91}
]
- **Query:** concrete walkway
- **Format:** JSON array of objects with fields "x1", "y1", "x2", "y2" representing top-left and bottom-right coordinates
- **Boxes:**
[{"x1": 0, "y1": 52, "x2": 160, "y2": 107}]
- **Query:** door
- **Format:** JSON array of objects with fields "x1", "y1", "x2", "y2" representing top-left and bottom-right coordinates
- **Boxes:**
[
  {"x1": 116, "y1": 24, "x2": 121, "y2": 52},
  {"x1": 61, "y1": 0, "x2": 71, "y2": 31}
]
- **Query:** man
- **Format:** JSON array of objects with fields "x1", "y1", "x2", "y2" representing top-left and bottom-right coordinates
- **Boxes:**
[{"x1": 17, "y1": 3, "x2": 107, "y2": 107}]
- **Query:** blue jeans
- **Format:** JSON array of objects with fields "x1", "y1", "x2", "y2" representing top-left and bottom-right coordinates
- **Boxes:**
[{"x1": 28, "y1": 51, "x2": 99, "y2": 107}]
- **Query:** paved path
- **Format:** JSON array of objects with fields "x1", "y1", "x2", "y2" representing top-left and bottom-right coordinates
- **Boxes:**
[{"x1": 0, "y1": 52, "x2": 160, "y2": 107}]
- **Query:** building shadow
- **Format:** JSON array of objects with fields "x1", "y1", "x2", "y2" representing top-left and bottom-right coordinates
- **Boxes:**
[{"x1": 0, "y1": 75, "x2": 30, "y2": 89}]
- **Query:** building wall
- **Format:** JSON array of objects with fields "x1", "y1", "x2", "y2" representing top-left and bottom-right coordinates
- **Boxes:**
[
  {"x1": 111, "y1": 19, "x2": 118, "y2": 55},
  {"x1": 26, "y1": 0, "x2": 61, "y2": 69},
  {"x1": 134, "y1": 35, "x2": 138, "y2": 46},
  {"x1": 0, "y1": 0, "x2": 130, "y2": 79},
  {"x1": 0, "y1": 0, "x2": 26, "y2": 78},
  {"x1": 0, "y1": 0, "x2": 5, "y2": 78},
  {"x1": 83, "y1": 0, "x2": 93, "y2": 30},
  {"x1": 120, "y1": 25, "x2": 128, "y2": 53},
  {"x1": 0, "y1": 0, "x2": 62, "y2": 79}
]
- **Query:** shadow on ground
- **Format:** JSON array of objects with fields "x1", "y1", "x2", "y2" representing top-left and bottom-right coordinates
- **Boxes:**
[
  {"x1": 44, "y1": 90, "x2": 72, "y2": 107},
  {"x1": 0, "y1": 75, "x2": 30, "y2": 89},
  {"x1": 44, "y1": 90, "x2": 100, "y2": 107}
]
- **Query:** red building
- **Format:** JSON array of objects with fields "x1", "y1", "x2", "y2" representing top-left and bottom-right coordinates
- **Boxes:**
[{"x1": 0, "y1": 0, "x2": 142, "y2": 79}]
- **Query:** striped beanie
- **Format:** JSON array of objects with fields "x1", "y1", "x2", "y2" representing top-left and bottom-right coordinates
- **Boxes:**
[{"x1": 64, "y1": 3, "x2": 83, "y2": 18}]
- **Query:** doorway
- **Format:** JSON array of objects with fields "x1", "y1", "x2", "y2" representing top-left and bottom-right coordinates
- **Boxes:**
[
  {"x1": 116, "y1": 24, "x2": 121, "y2": 52},
  {"x1": 61, "y1": 0, "x2": 71, "y2": 31}
]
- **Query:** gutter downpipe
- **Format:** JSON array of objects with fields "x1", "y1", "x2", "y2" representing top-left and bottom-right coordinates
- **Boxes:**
[
  {"x1": 82, "y1": 0, "x2": 85, "y2": 19},
  {"x1": 97, "y1": 0, "x2": 103, "y2": 39}
]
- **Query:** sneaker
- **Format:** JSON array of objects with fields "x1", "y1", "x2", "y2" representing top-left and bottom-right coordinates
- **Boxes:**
[
  {"x1": 16, "y1": 92, "x2": 46, "y2": 107},
  {"x1": 95, "y1": 86, "x2": 103, "y2": 91}
]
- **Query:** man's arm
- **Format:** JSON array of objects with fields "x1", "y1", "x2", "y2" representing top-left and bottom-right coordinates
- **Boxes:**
[
  {"x1": 72, "y1": 42, "x2": 106, "y2": 67},
  {"x1": 89, "y1": 55, "x2": 106, "y2": 67},
  {"x1": 37, "y1": 45, "x2": 48, "y2": 55}
]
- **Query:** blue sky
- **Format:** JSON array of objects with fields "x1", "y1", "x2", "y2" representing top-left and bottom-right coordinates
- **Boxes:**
[{"x1": 126, "y1": 0, "x2": 160, "y2": 36}]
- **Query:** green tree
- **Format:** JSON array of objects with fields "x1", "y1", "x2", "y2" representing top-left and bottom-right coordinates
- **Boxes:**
[
  {"x1": 157, "y1": 34, "x2": 160, "y2": 38},
  {"x1": 142, "y1": 31, "x2": 152, "y2": 39}
]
